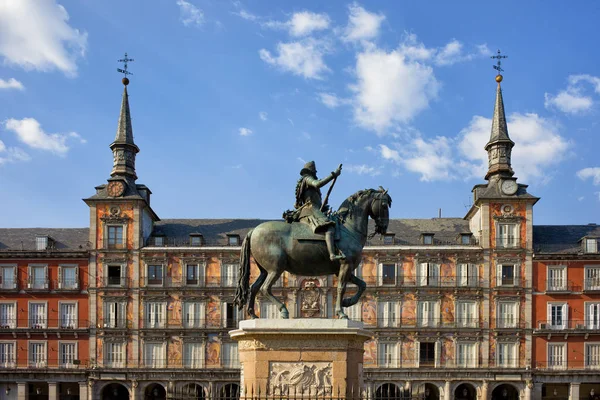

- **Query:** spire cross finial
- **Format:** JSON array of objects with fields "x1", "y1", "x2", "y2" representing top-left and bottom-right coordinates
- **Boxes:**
[
  {"x1": 117, "y1": 52, "x2": 134, "y2": 77},
  {"x1": 491, "y1": 49, "x2": 508, "y2": 75}
]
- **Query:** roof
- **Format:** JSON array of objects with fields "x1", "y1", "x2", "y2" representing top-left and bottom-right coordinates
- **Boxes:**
[
  {"x1": 151, "y1": 218, "x2": 473, "y2": 247},
  {"x1": 534, "y1": 224, "x2": 600, "y2": 254},
  {"x1": 0, "y1": 228, "x2": 90, "y2": 252},
  {"x1": 487, "y1": 83, "x2": 514, "y2": 147}
]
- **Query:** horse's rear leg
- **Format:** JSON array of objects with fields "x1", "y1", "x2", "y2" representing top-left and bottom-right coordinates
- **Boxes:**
[
  {"x1": 261, "y1": 270, "x2": 289, "y2": 319},
  {"x1": 341, "y1": 274, "x2": 367, "y2": 308},
  {"x1": 247, "y1": 265, "x2": 267, "y2": 319}
]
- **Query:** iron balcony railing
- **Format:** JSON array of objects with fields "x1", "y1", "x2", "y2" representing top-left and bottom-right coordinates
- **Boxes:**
[
  {"x1": 364, "y1": 358, "x2": 522, "y2": 369},
  {"x1": 342, "y1": 275, "x2": 484, "y2": 288},
  {"x1": 535, "y1": 319, "x2": 600, "y2": 331},
  {"x1": 495, "y1": 318, "x2": 527, "y2": 329},
  {"x1": 535, "y1": 361, "x2": 600, "y2": 370},
  {"x1": 0, "y1": 318, "x2": 90, "y2": 330},
  {"x1": 0, "y1": 358, "x2": 87, "y2": 369},
  {"x1": 545, "y1": 279, "x2": 579, "y2": 292},
  {"x1": 97, "y1": 318, "x2": 129, "y2": 329},
  {"x1": 26, "y1": 278, "x2": 49, "y2": 290},
  {"x1": 373, "y1": 317, "x2": 488, "y2": 329},
  {"x1": 495, "y1": 236, "x2": 520, "y2": 249},
  {"x1": 51, "y1": 279, "x2": 80, "y2": 290},
  {"x1": 0, "y1": 280, "x2": 17, "y2": 290},
  {"x1": 91, "y1": 358, "x2": 241, "y2": 369},
  {"x1": 99, "y1": 277, "x2": 130, "y2": 288},
  {"x1": 584, "y1": 278, "x2": 600, "y2": 291},
  {"x1": 493, "y1": 277, "x2": 528, "y2": 288}
]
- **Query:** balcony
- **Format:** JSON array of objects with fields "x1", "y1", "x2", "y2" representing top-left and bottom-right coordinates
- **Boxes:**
[
  {"x1": 97, "y1": 318, "x2": 129, "y2": 329},
  {"x1": 346, "y1": 275, "x2": 483, "y2": 288},
  {"x1": 0, "y1": 319, "x2": 89, "y2": 331},
  {"x1": 496, "y1": 236, "x2": 519, "y2": 249},
  {"x1": 364, "y1": 358, "x2": 521, "y2": 369},
  {"x1": 495, "y1": 318, "x2": 526, "y2": 330},
  {"x1": 534, "y1": 319, "x2": 600, "y2": 332},
  {"x1": 93, "y1": 358, "x2": 238, "y2": 370},
  {"x1": 52, "y1": 279, "x2": 80, "y2": 291},
  {"x1": 545, "y1": 279, "x2": 578, "y2": 293},
  {"x1": 374, "y1": 317, "x2": 487, "y2": 330},
  {"x1": 99, "y1": 277, "x2": 129, "y2": 288},
  {"x1": 26, "y1": 278, "x2": 49, "y2": 291},
  {"x1": 0, "y1": 280, "x2": 18, "y2": 291},
  {"x1": 584, "y1": 278, "x2": 600, "y2": 292},
  {"x1": 493, "y1": 277, "x2": 527, "y2": 290}
]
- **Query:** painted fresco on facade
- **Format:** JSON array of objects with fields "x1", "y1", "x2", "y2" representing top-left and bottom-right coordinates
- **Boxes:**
[
  {"x1": 362, "y1": 295, "x2": 377, "y2": 326},
  {"x1": 363, "y1": 339, "x2": 376, "y2": 366},
  {"x1": 168, "y1": 337, "x2": 182, "y2": 365},
  {"x1": 206, "y1": 334, "x2": 220, "y2": 367}
]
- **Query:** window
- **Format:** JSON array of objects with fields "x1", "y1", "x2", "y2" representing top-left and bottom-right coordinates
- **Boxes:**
[
  {"x1": 378, "y1": 342, "x2": 397, "y2": 367},
  {"x1": 0, "y1": 303, "x2": 16, "y2": 328},
  {"x1": 222, "y1": 342, "x2": 239, "y2": 368},
  {"x1": 146, "y1": 302, "x2": 166, "y2": 328},
  {"x1": 548, "y1": 343, "x2": 566, "y2": 370},
  {"x1": 497, "y1": 223, "x2": 518, "y2": 248},
  {"x1": 35, "y1": 236, "x2": 48, "y2": 251},
  {"x1": 59, "y1": 342, "x2": 76, "y2": 368},
  {"x1": 103, "y1": 301, "x2": 126, "y2": 328},
  {"x1": 184, "y1": 342, "x2": 204, "y2": 368},
  {"x1": 422, "y1": 235, "x2": 434, "y2": 245},
  {"x1": 107, "y1": 265, "x2": 124, "y2": 286},
  {"x1": 29, "y1": 302, "x2": 47, "y2": 329},
  {"x1": 190, "y1": 235, "x2": 203, "y2": 246},
  {"x1": 586, "y1": 303, "x2": 600, "y2": 329},
  {"x1": 586, "y1": 343, "x2": 600, "y2": 370},
  {"x1": 547, "y1": 266, "x2": 567, "y2": 291},
  {"x1": 456, "y1": 301, "x2": 477, "y2": 328},
  {"x1": 104, "y1": 342, "x2": 125, "y2": 368},
  {"x1": 380, "y1": 263, "x2": 397, "y2": 286},
  {"x1": 29, "y1": 342, "x2": 46, "y2": 368},
  {"x1": 106, "y1": 225, "x2": 124, "y2": 249},
  {"x1": 497, "y1": 302, "x2": 517, "y2": 328},
  {"x1": 222, "y1": 302, "x2": 240, "y2": 329},
  {"x1": 548, "y1": 303, "x2": 568, "y2": 329},
  {"x1": 146, "y1": 265, "x2": 163, "y2": 286},
  {"x1": 58, "y1": 266, "x2": 78, "y2": 290},
  {"x1": 0, "y1": 266, "x2": 16, "y2": 290},
  {"x1": 228, "y1": 235, "x2": 240, "y2": 246},
  {"x1": 585, "y1": 238, "x2": 599, "y2": 254},
  {"x1": 585, "y1": 266, "x2": 600, "y2": 290},
  {"x1": 346, "y1": 302, "x2": 362, "y2": 322},
  {"x1": 186, "y1": 264, "x2": 204, "y2": 286},
  {"x1": 60, "y1": 303, "x2": 77, "y2": 328},
  {"x1": 0, "y1": 342, "x2": 15, "y2": 368},
  {"x1": 378, "y1": 301, "x2": 399, "y2": 328},
  {"x1": 260, "y1": 301, "x2": 280, "y2": 319},
  {"x1": 418, "y1": 263, "x2": 440, "y2": 286},
  {"x1": 144, "y1": 342, "x2": 165, "y2": 368},
  {"x1": 457, "y1": 263, "x2": 478, "y2": 287},
  {"x1": 417, "y1": 301, "x2": 439, "y2": 327},
  {"x1": 456, "y1": 342, "x2": 477, "y2": 368},
  {"x1": 497, "y1": 264, "x2": 518, "y2": 287},
  {"x1": 184, "y1": 301, "x2": 205, "y2": 328},
  {"x1": 383, "y1": 234, "x2": 395, "y2": 245},
  {"x1": 153, "y1": 236, "x2": 164, "y2": 246},
  {"x1": 497, "y1": 342, "x2": 517, "y2": 368},
  {"x1": 222, "y1": 263, "x2": 238, "y2": 287},
  {"x1": 28, "y1": 265, "x2": 47, "y2": 289},
  {"x1": 460, "y1": 234, "x2": 472, "y2": 245},
  {"x1": 418, "y1": 342, "x2": 436, "y2": 367}
]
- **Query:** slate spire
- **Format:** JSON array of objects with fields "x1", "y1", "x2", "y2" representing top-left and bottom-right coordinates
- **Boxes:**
[
  {"x1": 110, "y1": 82, "x2": 139, "y2": 180},
  {"x1": 484, "y1": 75, "x2": 515, "y2": 181}
]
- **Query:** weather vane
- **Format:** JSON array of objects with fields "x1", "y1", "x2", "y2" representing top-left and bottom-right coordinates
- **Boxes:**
[
  {"x1": 491, "y1": 49, "x2": 507, "y2": 82},
  {"x1": 117, "y1": 52, "x2": 134, "y2": 85}
]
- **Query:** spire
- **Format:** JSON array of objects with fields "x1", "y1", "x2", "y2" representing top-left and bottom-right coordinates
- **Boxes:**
[
  {"x1": 485, "y1": 51, "x2": 514, "y2": 181},
  {"x1": 110, "y1": 54, "x2": 139, "y2": 180}
]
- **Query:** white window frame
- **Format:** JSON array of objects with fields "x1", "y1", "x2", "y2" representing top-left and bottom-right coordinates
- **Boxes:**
[
  {"x1": 0, "y1": 302, "x2": 17, "y2": 328},
  {"x1": 497, "y1": 263, "x2": 519, "y2": 287},
  {"x1": 417, "y1": 300, "x2": 440, "y2": 327},
  {"x1": 144, "y1": 341, "x2": 166, "y2": 368},
  {"x1": 415, "y1": 340, "x2": 440, "y2": 368},
  {"x1": 58, "y1": 341, "x2": 77, "y2": 368},
  {"x1": 585, "y1": 266, "x2": 600, "y2": 290},
  {"x1": 27, "y1": 264, "x2": 48, "y2": 290},
  {"x1": 547, "y1": 266, "x2": 567, "y2": 291},
  {"x1": 222, "y1": 302, "x2": 241, "y2": 329},
  {"x1": 497, "y1": 301, "x2": 518, "y2": 328},
  {"x1": 106, "y1": 264, "x2": 126, "y2": 287},
  {"x1": 103, "y1": 301, "x2": 127, "y2": 328},
  {"x1": 221, "y1": 342, "x2": 239, "y2": 368},
  {"x1": 457, "y1": 263, "x2": 478, "y2": 287},
  {"x1": 346, "y1": 301, "x2": 362, "y2": 322},
  {"x1": 379, "y1": 263, "x2": 398, "y2": 286},
  {"x1": 418, "y1": 263, "x2": 440, "y2": 287},
  {"x1": 185, "y1": 263, "x2": 206, "y2": 287},
  {"x1": 586, "y1": 342, "x2": 600, "y2": 370},
  {"x1": 222, "y1": 263, "x2": 239, "y2": 287},
  {"x1": 547, "y1": 302, "x2": 568, "y2": 330},
  {"x1": 547, "y1": 342, "x2": 566, "y2": 370},
  {"x1": 183, "y1": 301, "x2": 206, "y2": 328},
  {"x1": 497, "y1": 342, "x2": 517, "y2": 368},
  {"x1": 378, "y1": 300, "x2": 399, "y2": 328},
  {"x1": 59, "y1": 301, "x2": 78, "y2": 329},
  {"x1": 0, "y1": 264, "x2": 17, "y2": 290},
  {"x1": 28, "y1": 341, "x2": 47, "y2": 368},
  {"x1": 105, "y1": 224, "x2": 125, "y2": 249},
  {"x1": 378, "y1": 341, "x2": 399, "y2": 367},
  {"x1": 58, "y1": 264, "x2": 79, "y2": 290},
  {"x1": 260, "y1": 301, "x2": 280, "y2": 319},
  {"x1": 456, "y1": 301, "x2": 478, "y2": 328},
  {"x1": 36, "y1": 236, "x2": 49, "y2": 251},
  {"x1": 104, "y1": 341, "x2": 125, "y2": 368},
  {"x1": 586, "y1": 302, "x2": 600, "y2": 329},
  {"x1": 0, "y1": 341, "x2": 16, "y2": 368},
  {"x1": 456, "y1": 342, "x2": 478, "y2": 368},
  {"x1": 585, "y1": 238, "x2": 599, "y2": 254},
  {"x1": 496, "y1": 223, "x2": 519, "y2": 248},
  {"x1": 28, "y1": 301, "x2": 47, "y2": 329},
  {"x1": 145, "y1": 263, "x2": 165, "y2": 287},
  {"x1": 145, "y1": 301, "x2": 167, "y2": 328},
  {"x1": 184, "y1": 341, "x2": 205, "y2": 368}
]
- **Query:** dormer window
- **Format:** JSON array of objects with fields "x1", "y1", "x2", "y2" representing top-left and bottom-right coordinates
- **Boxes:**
[
  {"x1": 153, "y1": 236, "x2": 165, "y2": 246},
  {"x1": 35, "y1": 236, "x2": 50, "y2": 251},
  {"x1": 227, "y1": 235, "x2": 241, "y2": 246},
  {"x1": 190, "y1": 234, "x2": 204, "y2": 246},
  {"x1": 383, "y1": 233, "x2": 395, "y2": 245},
  {"x1": 460, "y1": 234, "x2": 472, "y2": 245},
  {"x1": 422, "y1": 234, "x2": 434, "y2": 245},
  {"x1": 584, "y1": 238, "x2": 599, "y2": 254}
]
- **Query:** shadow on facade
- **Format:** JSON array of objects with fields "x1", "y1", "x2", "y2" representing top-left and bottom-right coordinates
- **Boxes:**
[
  {"x1": 102, "y1": 382, "x2": 130, "y2": 400},
  {"x1": 145, "y1": 383, "x2": 167, "y2": 400},
  {"x1": 491, "y1": 384, "x2": 518, "y2": 400},
  {"x1": 454, "y1": 383, "x2": 476, "y2": 400}
]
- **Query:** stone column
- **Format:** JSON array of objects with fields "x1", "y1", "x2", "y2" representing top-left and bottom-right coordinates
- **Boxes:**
[
  {"x1": 532, "y1": 383, "x2": 542, "y2": 400},
  {"x1": 570, "y1": 383, "x2": 581, "y2": 400},
  {"x1": 480, "y1": 381, "x2": 488, "y2": 400},
  {"x1": 524, "y1": 383, "x2": 531, "y2": 400},
  {"x1": 79, "y1": 382, "x2": 89, "y2": 400},
  {"x1": 48, "y1": 383, "x2": 57, "y2": 400},
  {"x1": 445, "y1": 381, "x2": 451, "y2": 400},
  {"x1": 17, "y1": 382, "x2": 26, "y2": 400},
  {"x1": 131, "y1": 380, "x2": 138, "y2": 400}
]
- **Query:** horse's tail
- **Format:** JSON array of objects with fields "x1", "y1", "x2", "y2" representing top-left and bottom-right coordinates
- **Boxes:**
[{"x1": 234, "y1": 229, "x2": 253, "y2": 310}]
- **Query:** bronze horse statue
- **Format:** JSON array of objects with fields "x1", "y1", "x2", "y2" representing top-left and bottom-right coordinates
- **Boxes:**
[{"x1": 234, "y1": 188, "x2": 392, "y2": 319}]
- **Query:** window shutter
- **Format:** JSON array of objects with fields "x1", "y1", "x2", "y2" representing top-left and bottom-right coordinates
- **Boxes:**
[
  {"x1": 75, "y1": 267, "x2": 79, "y2": 289},
  {"x1": 27, "y1": 266, "x2": 32, "y2": 289},
  {"x1": 119, "y1": 302, "x2": 126, "y2": 327},
  {"x1": 415, "y1": 342, "x2": 420, "y2": 368},
  {"x1": 469, "y1": 264, "x2": 478, "y2": 286},
  {"x1": 435, "y1": 341, "x2": 441, "y2": 368},
  {"x1": 547, "y1": 303, "x2": 552, "y2": 326},
  {"x1": 514, "y1": 263, "x2": 520, "y2": 286},
  {"x1": 434, "y1": 301, "x2": 440, "y2": 326},
  {"x1": 563, "y1": 304, "x2": 569, "y2": 329},
  {"x1": 432, "y1": 264, "x2": 440, "y2": 286},
  {"x1": 160, "y1": 303, "x2": 166, "y2": 327},
  {"x1": 382, "y1": 302, "x2": 390, "y2": 327},
  {"x1": 58, "y1": 266, "x2": 62, "y2": 289},
  {"x1": 120, "y1": 264, "x2": 126, "y2": 286},
  {"x1": 457, "y1": 264, "x2": 466, "y2": 286},
  {"x1": 12, "y1": 267, "x2": 17, "y2": 288},
  {"x1": 200, "y1": 302, "x2": 206, "y2": 328},
  {"x1": 222, "y1": 302, "x2": 227, "y2": 328},
  {"x1": 496, "y1": 263, "x2": 502, "y2": 287}
]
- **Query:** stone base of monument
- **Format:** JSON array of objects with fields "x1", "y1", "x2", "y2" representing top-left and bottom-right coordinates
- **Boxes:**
[{"x1": 230, "y1": 319, "x2": 372, "y2": 398}]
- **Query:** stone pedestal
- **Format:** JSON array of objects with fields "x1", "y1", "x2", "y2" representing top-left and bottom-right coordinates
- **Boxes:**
[{"x1": 230, "y1": 319, "x2": 372, "y2": 397}]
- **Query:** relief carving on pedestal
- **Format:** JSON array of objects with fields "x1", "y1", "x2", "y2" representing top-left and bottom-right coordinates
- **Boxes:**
[{"x1": 269, "y1": 362, "x2": 332, "y2": 396}]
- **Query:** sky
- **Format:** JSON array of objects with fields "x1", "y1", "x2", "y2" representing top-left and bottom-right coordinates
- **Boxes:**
[{"x1": 0, "y1": 0, "x2": 599, "y2": 228}]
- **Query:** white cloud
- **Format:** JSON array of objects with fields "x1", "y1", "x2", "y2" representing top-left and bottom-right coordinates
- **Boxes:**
[
  {"x1": 398, "y1": 34, "x2": 488, "y2": 66},
  {"x1": 351, "y1": 46, "x2": 439, "y2": 133},
  {"x1": 0, "y1": 141, "x2": 30, "y2": 165},
  {"x1": 176, "y1": 0, "x2": 205, "y2": 27},
  {"x1": 577, "y1": 167, "x2": 600, "y2": 185},
  {"x1": 0, "y1": 78, "x2": 24, "y2": 90},
  {"x1": 342, "y1": 2, "x2": 385, "y2": 42},
  {"x1": 239, "y1": 127, "x2": 253, "y2": 136},
  {"x1": 4, "y1": 118, "x2": 83, "y2": 155},
  {"x1": 318, "y1": 92, "x2": 348, "y2": 109},
  {"x1": 402, "y1": 136, "x2": 454, "y2": 181},
  {"x1": 288, "y1": 12, "x2": 330, "y2": 37},
  {"x1": 379, "y1": 144, "x2": 401, "y2": 163},
  {"x1": 346, "y1": 164, "x2": 381, "y2": 176},
  {"x1": 569, "y1": 74, "x2": 600, "y2": 94},
  {"x1": 545, "y1": 74, "x2": 600, "y2": 115},
  {"x1": 259, "y1": 39, "x2": 330, "y2": 80},
  {"x1": 234, "y1": 9, "x2": 258, "y2": 21},
  {"x1": 259, "y1": 111, "x2": 268, "y2": 121},
  {"x1": 0, "y1": 0, "x2": 87, "y2": 76}
]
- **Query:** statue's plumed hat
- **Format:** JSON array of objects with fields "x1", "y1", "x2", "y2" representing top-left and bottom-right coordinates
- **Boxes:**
[{"x1": 300, "y1": 161, "x2": 317, "y2": 176}]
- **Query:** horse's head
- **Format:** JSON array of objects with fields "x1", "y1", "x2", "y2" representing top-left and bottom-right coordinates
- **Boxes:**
[{"x1": 369, "y1": 186, "x2": 392, "y2": 235}]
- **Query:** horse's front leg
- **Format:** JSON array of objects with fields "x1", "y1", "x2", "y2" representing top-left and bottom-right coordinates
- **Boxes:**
[
  {"x1": 336, "y1": 263, "x2": 351, "y2": 319},
  {"x1": 341, "y1": 273, "x2": 367, "y2": 308}
]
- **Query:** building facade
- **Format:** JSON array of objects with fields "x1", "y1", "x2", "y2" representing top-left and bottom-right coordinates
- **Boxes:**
[{"x1": 0, "y1": 74, "x2": 599, "y2": 400}]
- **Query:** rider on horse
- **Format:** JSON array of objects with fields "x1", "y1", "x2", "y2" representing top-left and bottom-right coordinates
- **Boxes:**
[{"x1": 294, "y1": 161, "x2": 345, "y2": 261}]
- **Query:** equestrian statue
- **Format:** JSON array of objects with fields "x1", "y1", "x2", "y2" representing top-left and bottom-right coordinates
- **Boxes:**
[{"x1": 234, "y1": 161, "x2": 392, "y2": 319}]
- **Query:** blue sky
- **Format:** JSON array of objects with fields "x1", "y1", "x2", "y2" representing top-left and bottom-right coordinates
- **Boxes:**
[{"x1": 0, "y1": 0, "x2": 599, "y2": 227}]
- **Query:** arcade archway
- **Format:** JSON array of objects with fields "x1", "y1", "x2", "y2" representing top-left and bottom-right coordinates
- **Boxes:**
[
  {"x1": 219, "y1": 383, "x2": 240, "y2": 400},
  {"x1": 101, "y1": 383, "x2": 130, "y2": 400},
  {"x1": 375, "y1": 383, "x2": 403, "y2": 400},
  {"x1": 144, "y1": 383, "x2": 166, "y2": 400},
  {"x1": 454, "y1": 383, "x2": 476, "y2": 400},
  {"x1": 491, "y1": 384, "x2": 519, "y2": 400}
]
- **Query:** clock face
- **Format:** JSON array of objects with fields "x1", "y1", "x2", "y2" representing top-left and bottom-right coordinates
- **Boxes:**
[
  {"x1": 501, "y1": 179, "x2": 518, "y2": 195},
  {"x1": 107, "y1": 181, "x2": 125, "y2": 197}
]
